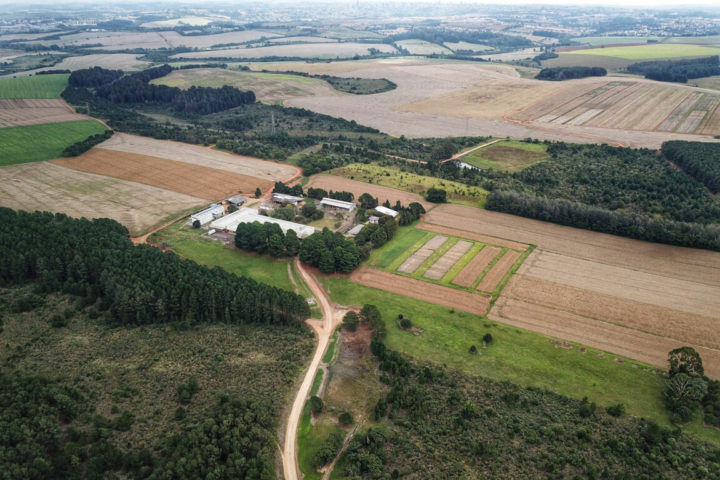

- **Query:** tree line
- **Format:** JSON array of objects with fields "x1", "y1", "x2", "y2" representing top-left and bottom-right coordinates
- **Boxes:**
[
  {"x1": 61, "y1": 129, "x2": 113, "y2": 157},
  {"x1": 662, "y1": 140, "x2": 720, "y2": 193},
  {"x1": 627, "y1": 56, "x2": 720, "y2": 83},
  {"x1": 0, "y1": 208, "x2": 310, "y2": 326},
  {"x1": 535, "y1": 66, "x2": 607, "y2": 81}
]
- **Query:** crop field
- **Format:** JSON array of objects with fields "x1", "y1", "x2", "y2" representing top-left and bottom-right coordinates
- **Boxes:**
[
  {"x1": 395, "y1": 39, "x2": 452, "y2": 55},
  {"x1": 99, "y1": 133, "x2": 298, "y2": 181},
  {"x1": 0, "y1": 73, "x2": 68, "y2": 98},
  {"x1": 460, "y1": 140, "x2": 548, "y2": 172},
  {"x1": 140, "y1": 16, "x2": 217, "y2": 27},
  {"x1": 329, "y1": 164, "x2": 487, "y2": 207},
  {"x1": 0, "y1": 162, "x2": 204, "y2": 235},
  {"x1": 667, "y1": 36, "x2": 720, "y2": 46},
  {"x1": 572, "y1": 36, "x2": 662, "y2": 46},
  {"x1": 422, "y1": 204, "x2": 720, "y2": 378},
  {"x1": 444, "y1": 41, "x2": 492, "y2": 52},
  {"x1": 514, "y1": 80, "x2": 720, "y2": 135},
  {"x1": 52, "y1": 54, "x2": 150, "y2": 71},
  {"x1": 0, "y1": 120, "x2": 107, "y2": 165},
  {"x1": 566, "y1": 43, "x2": 720, "y2": 59},
  {"x1": 151, "y1": 68, "x2": 335, "y2": 103},
  {"x1": 540, "y1": 53, "x2": 634, "y2": 71},
  {"x1": 52, "y1": 148, "x2": 272, "y2": 201},
  {"x1": 0, "y1": 98, "x2": 87, "y2": 127},
  {"x1": 173, "y1": 42, "x2": 397, "y2": 60},
  {"x1": 266, "y1": 36, "x2": 337, "y2": 44},
  {"x1": 305, "y1": 173, "x2": 431, "y2": 209}
]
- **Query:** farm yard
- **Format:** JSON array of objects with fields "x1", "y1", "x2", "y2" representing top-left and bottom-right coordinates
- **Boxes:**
[
  {"x1": 0, "y1": 99, "x2": 88, "y2": 128},
  {"x1": 0, "y1": 162, "x2": 204, "y2": 235},
  {"x1": 173, "y1": 43, "x2": 397, "y2": 60},
  {"x1": 421, "y1": 204, "x2": 720, "y2": 378},
  {"x1": 305, "y1": 173, "x2": 431, "y2": 209},
  {"x1": 0, "y1": 121, "x2": 107, "y2": 165}
]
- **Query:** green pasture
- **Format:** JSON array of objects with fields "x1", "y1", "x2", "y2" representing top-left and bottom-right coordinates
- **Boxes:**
[
  {"x1": 0, "y1": 73, "x2": 68, "y2": 98},
  {"x1": 461, "y1": 140, "x2": 548, "y2": 172},
  {"x1": 0, "y1": 121, "x2": 106, "y2": 165},
  {"x1": 572, "y1": 36, "x2": 662, "y2": 46},
  {"x1": 566, "y1": 43, "x2": 720, "y2": 60}
]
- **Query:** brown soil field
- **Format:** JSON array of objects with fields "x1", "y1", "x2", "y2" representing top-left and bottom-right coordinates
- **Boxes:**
[
  {"x1": 52, "y1": 148, "x2": 272, "y2": 201},
  {"x1": 0, "y1": 162, "x2": 204, "y2": 235},
  {"x1": 306, "y1": 174, "x2": 431, "y2": 209},
  {"x1": 53, "y1": 54, "x2": 150, "y2": 71},
  {"x1": 452, "y1": 246, "x2": 501, "y2": 288},
  {"x1": 479, "y1": 145, "x2": 547, "y2": 164},
  {"x1": 424, "y1": 240, "x2": 472, "y2": 280},
  {"x1": 350, "y1": 267, "x2": 490, "y2": 316},
  {"x1": 173, "y1": 43, "x2": 397, "y2": 60},
  {"x1": 397, "y1": 235, "x2": 447, "y2": 274},
  {"x1": 417, "y1": 222, "x2": 528, "y2": 251},
  {"x1": 0, "y1": 98, "x2": 87, "y2": 127},
  {"x1": 476, "y1": 249, "x2": 522, "y2": 293},
  {"x1": 99, "y1": 133, "x2": 297, "y2": 181}
]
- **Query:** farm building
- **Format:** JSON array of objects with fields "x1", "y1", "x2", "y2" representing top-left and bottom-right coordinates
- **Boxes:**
[
  {"x1": 347, "y1": 224, "x2": 365, "y2": 237},
  {"x1": 189, "y1": 203, "x2": 224, "y2": 226},
  {"x1": 368, "y1": 215, "x2": 380, "y2": 224},
  {"x1": 374, "y1": 206, "x2": 398, "y2": 218},
  {"x1": 259, "y1": 202, "x2": 276, "y2": 211},
  {"x1": 210, "y1": 207, "x2": 316, "y2": 239},
  {"x1": 226, "y1": 195, "x2": 247, "y2": 206},
  {"x1": 272, "y1": 193, "x2": 304, "y2": 205},
  {"x1": 320, "y1": 197, "x2": 356, "y2": 212}
]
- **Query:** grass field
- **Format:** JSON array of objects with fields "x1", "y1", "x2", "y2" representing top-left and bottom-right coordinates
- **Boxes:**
[
  {"x1": 330, "y1": 164, "x2": 488, "y2": 208},
  {"x1": 444, "y1": 41, "x2": 492, "y2": 53},
  {"x1": 461, "y1": 140, "x2": 548, "y2": 172},
  {"x1": 395, "y1": 39, "x2": 452, "y2": 55},
  {"x1": 566, "y1": 43, "x2": 720, "y2": 59},
  {"x1": 0, "y1": 73, "x2": 68, "y2": 99},
  {"x1": 0, "y1": 120, "x2": 106, "y2": 165},
  {"x1": 572, "y1": 36, "x2": 662, "y2": 46}
]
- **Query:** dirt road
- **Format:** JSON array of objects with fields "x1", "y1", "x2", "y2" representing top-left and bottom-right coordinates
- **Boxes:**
[
  {"x1": 440, "y1": 138, "x2": 503, "y2": 163},
  {"x1": 282, "y1": 259, "x2": 341, "y2": 480}
]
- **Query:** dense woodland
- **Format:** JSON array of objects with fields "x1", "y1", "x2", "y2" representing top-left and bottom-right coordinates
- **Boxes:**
[
  {"x1": 662, "y1": 141, "x2": 720, "y2": 193},
  {"x1": 384, "y1": 27, "x2": 532, "y2": 50},
  {"x1": 627, "y1": 56, "x2": 720, "y2": 82},
  {"x1": 335, "y1": 342, "x2": 720, "y2": 479},
  {"x1": 0, "y1": 208, "x2": 309, "y2": 325},
  {"x1": 299, "y1": 229, "x2": 363, "y2": 274},
  {"x1": 535, "y1": 66, "x2": 607, "y2": 81}
]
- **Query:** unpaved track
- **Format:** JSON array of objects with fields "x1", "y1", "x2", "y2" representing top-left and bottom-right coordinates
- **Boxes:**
[
  {"x1": 282, "y1": 260, "x2": 341, "y2": 480},
  {"x1": 440, "y1": 138, "x2": 503, "y2": 163}
]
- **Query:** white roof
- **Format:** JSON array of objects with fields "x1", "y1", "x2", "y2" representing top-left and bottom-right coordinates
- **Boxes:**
[
  {"x1": 190, "y1": 204, "x2": 224, "y2": 225},
  {"x1": 347, "y1": 224, "x2": 365, "y2": 236},
  {"x1": 210, "y1": 208, "x2": 316, "y2": 239},
  {"x1": 374, "y1": 206, "x2": 398, "y2": 217},
  {"x1": 272, "y1": 193, "x2": 304, "y2": 203},
  {"x1": 320, "y1": 197, "x2": 356, "y2": 210}
]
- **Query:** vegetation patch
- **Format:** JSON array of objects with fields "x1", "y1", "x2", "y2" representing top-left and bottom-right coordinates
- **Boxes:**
[
  {"x1": 0, "y1": 73, "x2": 68, "y2": 98},
  {"x1": 461, "y1": 140, "x2": 548, "y2": 172}
]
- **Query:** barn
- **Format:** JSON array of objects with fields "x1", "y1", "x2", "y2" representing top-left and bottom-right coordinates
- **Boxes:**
[
  {"x1": 320, "y1": 197, "x2": 356, "y2": 212},
  {"x1": 210, "y1": 208, "x2": 316, "y2": 239},
  {"x1": 189, "y1": 204, "x2": 224, "y2": 226},
  {"x1": 272, "y1": 193, "x2": 304, "y2": 206},
  {"x1": 374, "y1": 206, "x2": 398, "y2": 218}
]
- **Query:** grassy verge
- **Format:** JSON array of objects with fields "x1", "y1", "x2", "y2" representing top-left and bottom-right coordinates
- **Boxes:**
[
  {"x1": 439, "y1": 241, "x2": 484, "y2": 285},
  {"x1": 0, "y1": 121, "x2": 107, "y2": 165},
  {"x1": 0, "y1": 73, "x2": 69, "y2": 98},
  {"x1": 323, "y1": 329, "x2": 339, "y2": 364}
]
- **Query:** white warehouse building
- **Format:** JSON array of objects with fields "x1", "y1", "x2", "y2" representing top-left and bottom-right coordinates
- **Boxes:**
[
  {"x1": 319, "y1": 197, "x2": 356, "y2": 212},
  {"x1": 210, "y1": 208, "x2": 316, "y2": 239},
  {"x1": 189, "y1": 204, "x2": 224, "y2": 226},
  {"x1": 374, "y1": 206, "x2": 398, "y2": 218}
]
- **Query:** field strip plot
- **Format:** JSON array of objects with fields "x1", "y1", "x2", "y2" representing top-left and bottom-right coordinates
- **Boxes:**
[
  {"x1": 657, "y1": 92, "x2": 702, "y2": 132},
  {"x1": 52, "y1": 148, "x2": 272, "y2": 201},
  {"x1": 351, "y1": 267, "x2": 490, "y2": 316},
  {"x1": 98, "y1": 133, "x2": 297, "y2": 181},
  {"x1": 0, "y1": 99, "x2": 88, "y2": 127},
  {"x1": 417, "y1": 222, "x2": 528, "y2": 251},
  {"x1": 476, "y1": 249, "x2": 522, "y2": 293},
  {"x1": 452, "y1": 246, "x2": 501, "y2": 287},
  {"x1": 397, "y1": 235, "x2": 447, "y2": 274},
  {"x1": 424, "y1": 240, "x2": 472, "y2": 280}
]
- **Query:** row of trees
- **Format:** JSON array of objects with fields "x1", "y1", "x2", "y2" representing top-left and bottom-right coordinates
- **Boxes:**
[
  {"x1": 0, "y1": 208, "x2": 310, "y2": 326},
  {"x1": 61, "y1": 129, "x2": 113, "y2": 157},
  {"x1": 536, "y1": 66, "x2": 607, "y2": 81},
  {"x1": 627, "y1": 56, "x2": 720, "y2": 83},
  {"x1": 662, "y1": 140, "x2": 720, "y2": 193}
]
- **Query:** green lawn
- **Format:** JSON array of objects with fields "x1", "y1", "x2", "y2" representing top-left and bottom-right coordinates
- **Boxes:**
[
  {"x1": 368, "y1": 227, "x2": 430, "y2": 269},
  {"x1": 0, "y1": 121, "x2": 107, "y2": 165},
  {"x1": 315, "y1": 274, "x2": 719, "y2": 445},
  {"x1": 462, "y1": 140, "x2": 548, "y2": 172},
  {"x1": 0, "y1": 73, "x2": 69, "y2": 99},
  {"x1": 572, "y1": 36, "x2": 662, "y2": 46},
  {"x1": 566, "y1": 43, "x2": 720, "y2": 60}
]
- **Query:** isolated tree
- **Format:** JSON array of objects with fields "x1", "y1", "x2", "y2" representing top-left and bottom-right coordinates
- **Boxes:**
[
  {"x1": 339, "y1": 412, "x2": 354, "y2": 425},
  {"x1": 483, "y1": 333, "x2": 493, "y2": 345},
  {"x1": 254, "y1": 187, "x2": 262, "y2": 198},
  {"x1": 310, "y1": 395, "x2": 324, "y2": 414},
  {"x1": 426, "y1": 187, "x2": 447, "y2": 203},
  {"x1": 192, "y1": 219, "x2": 201, "y2": 229},
  {"x1": 668, "y1": 346, "x2": 704, "y2": 378}
]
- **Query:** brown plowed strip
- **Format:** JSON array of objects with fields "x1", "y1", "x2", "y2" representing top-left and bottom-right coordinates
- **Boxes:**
[
  {"x1": 397, "y1": 235, "x2": 447, "y2": 274},
  {"x1": 0, "y1": 98, "x2": 88, "y2": 127},
  {"x1": 452, "y1": 246, "x2": 501, "y2": 287},
  {"x1": 417, "y1": 222, "x2": 528, "y2": 251},
  {"x1": 476, "y1": 250, "x2": 521, "y2": 292},
  {"x1": 52, "y1": 148, "x2": 272, "y2": 201},
  {"x1": 350, "y1": 267, "x2": 490, "y2": 316},
  {"x1": 424, "y1": 240, "x2": 472, "y2": 280},
  {"x1": 306, "y1": 174, "x2": 432, "y2": 210}
]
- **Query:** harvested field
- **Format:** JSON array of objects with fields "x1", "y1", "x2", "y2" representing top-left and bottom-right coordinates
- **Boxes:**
[
  {"x1": 395, "y1": 39, "x2": 452, "y2": 55},
  {"x1": 417, "y1": 223, "x2": 528, "y2": 251},
  {"x1": 565, "y1": 43, "x2": 720, "y2": 60},
  {"x1": 0, "y1": 162, "x2": 204, "y2": 235},
  {"x1": 397, "y1": 235, "x2": 447, "y2": 274},
  {"x1": 0, "y1": 99, "x2": 87, "y2": 127},
  {"x1": 451, "y1": 246, "x2": 501, "y2": 288},
  {"x1": 476, "y1": 250, "x2": 522, "y2": 293},
  {"x1": 424, "y1": 240, "x2": 472, "y2": 280},
  {"x1": 306, "y1": 174, "x2": 431, "y2": 209},
  {"x1": 53, "y1": 54, "x2": 150, "y2": 71},
  {"x1": 173, "y1": 43, "x2": 397, "y2": 60},
  {"x1": 98, "y1": 133, "x2": 297, "y2": 181},
  {"x1": 350, "y1": 267, "x2": 490, "y2": 316},
  {"x1": 53, "y1": 148, "x2": 272, "y2": 201}
]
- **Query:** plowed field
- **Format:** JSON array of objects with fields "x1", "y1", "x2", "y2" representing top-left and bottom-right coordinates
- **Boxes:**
[
  {"x1": 397, "y1": 235, "x2": 447, "y2": 274},
  {"x1": 476, "y1": 250, "x2": 521, "y2": 293},
  {"x1": 0, "y1": 98, "x2": 86, "y2": 127},
  {"x1": 452, "y1": 246, "x2": 501, "y2": 288},
  {"x1": 52, "y1": 148, "x2": 271, "y2": 200}
]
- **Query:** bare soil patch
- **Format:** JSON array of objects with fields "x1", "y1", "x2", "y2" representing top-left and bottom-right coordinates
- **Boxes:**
[
  {"x1": 417, "y1": 222, "x2": 528, "y2": 251},
  {"x1": 0, "y1": 162, "x2": 203, "y2": 235},
  {"x1": 306, "y1": 174, "x2": 431, "y2": 209},
  {"x1": 452, "y1": 246, "x2": 501, "y2": 288},
  {"x1": 0, "y1": 98, "x2": 88, "y2": 127},
  {"x1": 397, "y1": 235, "x2": 447, "y2": 274},
  {"x1": 350, "y1": 267, "x2": 490, "y2": 316},
  {"x1": 99, "y1": 133, "x2": 297, "y2": 181},
  {"x1": 52, "y1": 148, "x2": 271, "y2": 201},
  {"x1": 476, "y1": 250, "x2": 522, "y2": 293},
  {"x1": 479, "y1": 145, "x2": 547, "y2": 165},
  {"x1": 424, "y1": 240, "x2": 472, "y2": 280}
]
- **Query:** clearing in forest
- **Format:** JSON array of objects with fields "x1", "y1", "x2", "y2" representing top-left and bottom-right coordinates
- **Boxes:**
[{"x1": 460, "y1": 140, "x2": 548, "y2": 172}]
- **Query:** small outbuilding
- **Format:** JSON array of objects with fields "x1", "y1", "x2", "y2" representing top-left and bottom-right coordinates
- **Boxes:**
[
  {"x1": 374, "y1": 206, "x2": 398, "y2": 218},
  {"x1": 226, "y1": 195, "x2": 247, "y2": 206},
  {"x1": 189, "y1": 204, "x2": 224, "y2": 226},
  {"x1": 272, "y1": 193, "x2": 304, "y2": 206},
  {"x1": 320, "y1": 197, "x2": 356, "y2": 212},
  {"x1": 368, "y1": 215, "x2": 380, "y2": 225},
  {"x1": 347, "y1": 224, "x2": 365, "y2": 237}
]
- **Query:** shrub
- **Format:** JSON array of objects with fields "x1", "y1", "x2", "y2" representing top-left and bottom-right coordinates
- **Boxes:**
[
  {"x1": 10, "y1": 294, "x2": 44, "y2": 313},
  {"x1": 483, "y1": 333, "x2": 493, "y2": 345},
  {"x1": 399, "y1": 318, "x2": 412, "y2": 329},
  {"x1": 50, "y1": 314, "x2": 67, "y2": 328},
  {"x1": 339, "y1": 411, "x2": 354, "y2": 425},
  {"x1": 310, "y1": 395, "x2": 324, "y2": 414},
  {"x1": 174, "y1": 407, "x2": 186, "y2": 421},
  {"x1": 606, "y1": 403, "x2": 626, "y2": 417},
  {"x1": 469, "y1": 345, "x2": 478, "y2": 354},
  {"x1": 342, "y1": 311, "x2": 359, "y2": 332},
  {"x1": 192, "y1": 219, "x2": 200, "y2": 229}
]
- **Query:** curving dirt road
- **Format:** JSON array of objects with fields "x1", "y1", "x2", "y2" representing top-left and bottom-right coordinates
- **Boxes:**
[{"x1": 282, "y1": 259, "x2": 341, "y2": 480}]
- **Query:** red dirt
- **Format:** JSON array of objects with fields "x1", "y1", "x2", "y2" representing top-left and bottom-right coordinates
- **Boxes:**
[
  {"x1": 476, "y1": 249, "x2": 521, "y2": 292},
  {"x1": 452, "y1": 246, "x2": 501, "y2": 288}
]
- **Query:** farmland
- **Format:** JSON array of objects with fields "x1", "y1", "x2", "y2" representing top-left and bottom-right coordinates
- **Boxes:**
[
  {"x1": 53, "y1": 54, "x2": 150, "y2": 71},
  {"x1": 572, "y1": 36, "x2": 662, "y2": 46},
  {"x1": 0, "y1": 162, "x2": 204, "y2": 235},
  {"x1": 443, "y1": 41, "x2": 492, "y2": 52},
  {"x1": 0, "y1": 99, "x2": 87, "y2": 128},
  {"x1": 460, "y1": 140, "x2": 548, "y2": 172},
  {"x1": 395, "y1": 39, "x2": 452, "y2": 55},
  {"x1": 328, "y1": 164, "x2": 488, "y2": 207},
  {"x1": 0, "y1": 73, "x2": 68, "y2": 98},
  {"x1": 0, "y1": 120, "x2": 107, "y2": 165},
  {"x1": 173, "y1": 43, "x2": 397, "y2": 60},
  {"x1": 305, "y1": 173, "x2": 431, "y2": 209},
  {"x1": 566, "y1": 43, "x2": 720, "y2": 60}
]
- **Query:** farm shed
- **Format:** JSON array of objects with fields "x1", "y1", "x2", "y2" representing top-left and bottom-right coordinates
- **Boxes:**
[
  {"x1": 347, "y1": 224, "x2": 365, "y2": 237},
  {"x1": 272, "y1": 193, "x2": 304, "y2": 205},
  {"x1": 259, "y1": 202, "x2": 277, "y2": 211},
  {"x1": 189, "y1": 203, "x2": 224, "y2": 226},
  {"x1": 210, "y1": 207, "x2": 316, "y2": 239},
  {"x1": 368, "y1": 215, "x2": 380, "y2": 224},
  {"x1": 320, "y1": 197, "x2": 356, "y2": 212},
  {"x1": 226, "y1": 195, "x2": 247, "y2": 206},
  {"x1": 374, "y1": 206, "x2": 398, "y2": 218}
]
